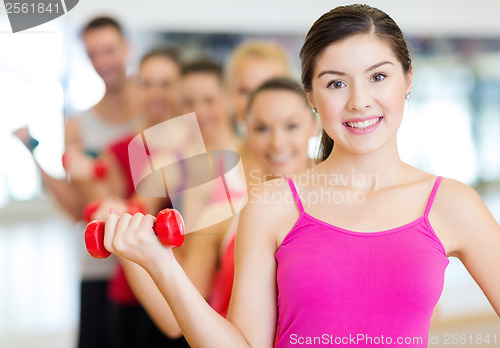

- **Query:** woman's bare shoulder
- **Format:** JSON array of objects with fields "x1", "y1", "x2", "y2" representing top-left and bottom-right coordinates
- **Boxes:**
[
  {"x1": 245, "y1": 176, "x2": 298, "y2": 218},
  {"x1": 434, "y1": 177, "x2": 481, "y2": 207},
  {"x1": 239, "y1": 176, "x2": 300, "y2": 247},
  {"x1": 429, "y1": 176, "x2": 495, "y2": 255}
]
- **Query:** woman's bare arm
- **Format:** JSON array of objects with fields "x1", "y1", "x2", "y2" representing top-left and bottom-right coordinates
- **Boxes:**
[
  {"x1": 119, "y1": 207, "x2": 231, "y2": 338},
  {"x1": 431, "y1": 179, "x2": 500, "y2": 316}
]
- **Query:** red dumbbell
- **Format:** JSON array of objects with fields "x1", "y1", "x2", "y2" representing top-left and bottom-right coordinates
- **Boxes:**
[
  {"x1": 62, "y1": 152, "x2": 108, "y2": 179},
  {"x1": 85, "y1": 209, "x2": 185, "y2": 259}
]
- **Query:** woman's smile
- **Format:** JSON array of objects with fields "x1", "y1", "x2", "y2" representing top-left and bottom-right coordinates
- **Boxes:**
[{"x1": 343, "y1": 116, "x2": 383, "y2": 134}]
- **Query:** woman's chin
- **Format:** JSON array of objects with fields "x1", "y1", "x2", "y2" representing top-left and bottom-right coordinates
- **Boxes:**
[{"x1": 264, "y1": 163, "x2": 296, "y2": 178}]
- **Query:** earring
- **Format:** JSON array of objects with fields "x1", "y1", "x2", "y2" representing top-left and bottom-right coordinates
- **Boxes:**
[
  {"x1": 312, "y1": 108, "x2": 318, "y2": 116},
  {"x1": 405, "y1": 92, "x2": 412, "y2": 100}
]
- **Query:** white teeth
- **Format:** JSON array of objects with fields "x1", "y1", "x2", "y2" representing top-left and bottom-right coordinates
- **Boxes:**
[{"x1": 346, "y1": 117, "x2": 381, "y2": 129}]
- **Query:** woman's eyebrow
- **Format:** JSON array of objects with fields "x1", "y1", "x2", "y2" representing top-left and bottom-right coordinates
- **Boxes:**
[
  {"x1": 317, "y1": 70, "x2": 345, "y2": 78},
  {"x1": 317, "y1": 61, "x2": 394, "y2": 79},
  {"x1": 365, "y1": 60, "x2": 393, "y2": 72}
]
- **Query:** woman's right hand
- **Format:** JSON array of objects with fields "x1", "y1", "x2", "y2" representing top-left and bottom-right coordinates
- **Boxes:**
[{"x1": 103, "y1": 210, "x2": 176, "y2": 270}]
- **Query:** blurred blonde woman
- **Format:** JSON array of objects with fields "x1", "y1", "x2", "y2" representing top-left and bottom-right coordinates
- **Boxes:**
[{"x1": 225, "y1": 40, "x2": 293, "y2": 184}]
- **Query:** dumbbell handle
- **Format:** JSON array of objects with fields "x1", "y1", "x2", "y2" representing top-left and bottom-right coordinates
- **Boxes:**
[{"x1": 85, "y1": 209, "x2": 185, "y2": 259}]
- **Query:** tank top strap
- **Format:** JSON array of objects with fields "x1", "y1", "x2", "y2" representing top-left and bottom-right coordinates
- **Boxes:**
[
  {"x1": 286, "y1": 177, "x2": 304, "y2": 214},
  {"x1": 424, "y1": 176, "x2": 444, "y2": 217}
]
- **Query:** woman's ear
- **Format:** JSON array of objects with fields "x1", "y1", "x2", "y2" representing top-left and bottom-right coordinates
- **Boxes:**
[
  {"x1": 307, "y1": 92, "x2": 314, "y2": 110},
  {"x1": 405, "y1": 66, "x2": 414, "y2": 95}
]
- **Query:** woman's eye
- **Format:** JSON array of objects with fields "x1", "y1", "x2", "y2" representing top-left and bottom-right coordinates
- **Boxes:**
[
  {"x1": 328, "y1": 80, "x2": 346, "y2": 89},
  {"x1": 287, "y1": 123, "x2": 298, "y2": 130},
  {"x1": 370, "y1": 73, "x2": 386, "y2": 82},
  {"x1": 255, "y1": 126, "x2": 268, "y2": 133}
]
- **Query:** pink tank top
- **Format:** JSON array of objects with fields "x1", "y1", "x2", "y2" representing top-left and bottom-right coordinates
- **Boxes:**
[{"x1": 275, "y1": 177, "x2": 449, "y2": 347}]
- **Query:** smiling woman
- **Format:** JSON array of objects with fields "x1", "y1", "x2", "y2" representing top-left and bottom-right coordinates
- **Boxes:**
[
  {"x1": 308, "y1": 33, "x2": 412, "y2": 157},
  {"x1": 246, "y1": 77, "x2": 317, "y2": 179}
]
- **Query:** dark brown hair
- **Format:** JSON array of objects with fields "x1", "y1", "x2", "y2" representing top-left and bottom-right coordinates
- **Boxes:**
[
  {"x1": 182, "y1": 58, "x2": 223, "y2": 81},
  {"x1": 82, "y1": 16, "x2": 123, "y2": 37},
  {"x1": 140, "y1": 47, "x2": 181, "y2": 67},
  {"x1": 299, "y1": 4, "x2": 412, "y2": 162},
  {"x1": 246, "y1": 77, "x2": 310, "y2": 117}
]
